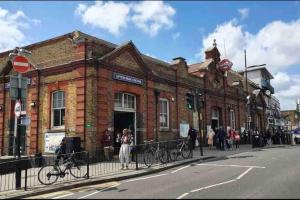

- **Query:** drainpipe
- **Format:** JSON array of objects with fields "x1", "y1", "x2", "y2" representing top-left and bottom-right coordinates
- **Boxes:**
[
  {"x1": 1, "y1": 76, "x2": 6, "y2": 156},
  {"x1": 154, "y1": 89, "x2": 160, "y2": 142},
  {"x1": 175, "y1": 69, "x2": 179, "y2": 138},
  {"x1": 36, "y1": 69, "x2": 41, "y2": 153},
  {"x1": 83, "y1": 38, "x2": 87, "y2": 149},
  {"x1": 237, "y1": 87, "x2": 240, "y2": 132}
]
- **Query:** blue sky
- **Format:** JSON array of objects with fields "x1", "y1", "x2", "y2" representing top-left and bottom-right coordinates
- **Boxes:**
[{"x1": 0, "y1": 1, "x2": 299, "y2": 110}]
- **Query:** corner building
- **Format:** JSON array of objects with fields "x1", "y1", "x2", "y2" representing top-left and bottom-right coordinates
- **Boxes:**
[{"x1": 0, "y1": 31, "x2": 255, "y2": 155}]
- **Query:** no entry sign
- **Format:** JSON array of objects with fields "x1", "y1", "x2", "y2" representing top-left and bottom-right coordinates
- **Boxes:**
[{"x1": 12, "y1": 56, "x2": 30, "y2": 73}]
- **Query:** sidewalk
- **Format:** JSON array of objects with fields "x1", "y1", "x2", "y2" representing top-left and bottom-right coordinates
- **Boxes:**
[{"x1": 0, "y1": 144, "x2": 289, "y2": 199}]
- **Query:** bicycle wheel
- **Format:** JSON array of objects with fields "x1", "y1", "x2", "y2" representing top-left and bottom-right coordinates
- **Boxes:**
[
  {"x1": 158, "y1": 147, "x2": 168, "y2": 164},
  {"x1": 69, "y1": 160, "x2": 88, "y2": 178},
  {"x1": 181, "y1": 143, "x2": 192, "y2": 159},
  {"x1": 169, "y1": 148, "x2": 178, "y2": 162},
  {"x1": 38, "y1": 165, "x2": 59, "y2": 185},
  {"x1": 143, "y1": 149, "x2": 154, "y2": 167}
]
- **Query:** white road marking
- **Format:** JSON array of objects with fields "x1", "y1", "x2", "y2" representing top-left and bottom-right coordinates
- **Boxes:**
[
  {"x1": 77, "y1": 183, "x2": 120, "y2": 199},
  {"x1": 176, "y1": 192, "x2": 190, "y2": 199},
  {"x1": 236, "y1": 167, "x2": 253, "y2": 180},
  {"x1": 197, "y1": 163, "x2": 265, "y2": 169},
  {"x1": 171, "y1": 165, "x2": 190, "y2": 174},
  {"x1": 52, "y1": 193, "x2": 74, "y2": 199},
  {"x1": 190, "y1": 179, "x2": 236, "y2": 193},
  {"x1": 124, "y1": 173, "x2": 168, "y2": 183}
]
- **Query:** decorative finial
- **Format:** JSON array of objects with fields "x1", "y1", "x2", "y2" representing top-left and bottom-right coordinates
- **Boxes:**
[{"x1": 213, "y1": 39, "x2": 217, "y2": 47}]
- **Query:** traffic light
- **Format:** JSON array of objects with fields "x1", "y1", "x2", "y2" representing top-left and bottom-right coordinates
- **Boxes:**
[{"x1": 186, "y1": 92, "x2": 194, "y2": 110}]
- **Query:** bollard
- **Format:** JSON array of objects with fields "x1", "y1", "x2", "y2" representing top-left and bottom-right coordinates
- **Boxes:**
[
  {"x1": 86, "y1": 152, "x2": 90, "y2": 179},
  {"x1": 135, "y1": 146, "x2": 138, "y2": 170}
]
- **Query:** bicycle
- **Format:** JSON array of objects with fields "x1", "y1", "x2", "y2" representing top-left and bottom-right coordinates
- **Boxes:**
[
  {"x1": 38, "y1": 152, "x2": 88, "y2": 185},
  {"x1": 169, "y1": 138, "x2": 192, "y2": 162},
  {"x1": 143, "y1": 140, "x2": 168, "y2": 167}
]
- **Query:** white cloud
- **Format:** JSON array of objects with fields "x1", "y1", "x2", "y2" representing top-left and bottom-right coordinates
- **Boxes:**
[
  {"x1": 0, "y1": 7, "x2": 40, "y2": 52},
  {"x1": 75, "y1": 1, "x2": 131, "y2": 36},
  {"x1": 172, "y1": 32, "x2": 180, "y2": 40},
  {"x1": 238, "y1": 8, "x2": 249, "y2": 20},
  {"x1": 198, "y1": 18, "x2": 300, "y2": 73},
  {"x1": 131, "y1": 1, "x2": 175, "y2": 37},
  {"x1": 272, "y1": 72, "x2": 300, "y2": 110},
  {"x1": 75, "y1": 1, "x2": 176, "y2": 37},
  {"x1": 196, "y1": 18, "x2": 300, "y2": 110}
]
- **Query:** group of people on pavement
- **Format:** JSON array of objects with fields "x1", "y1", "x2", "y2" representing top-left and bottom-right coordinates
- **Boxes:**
[{"x1": 207, "y1": 127, "x2": 241, "y2": 151}]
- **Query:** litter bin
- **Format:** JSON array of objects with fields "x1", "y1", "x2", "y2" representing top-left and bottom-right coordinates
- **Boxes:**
[{"x1": 104, "y1": 146, "x2": 114, "y2": 161}]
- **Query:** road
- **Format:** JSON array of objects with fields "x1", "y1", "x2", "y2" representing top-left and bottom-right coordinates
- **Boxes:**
[{"x1": 26, "y1": 146, "x2": 300, "y2": 199}]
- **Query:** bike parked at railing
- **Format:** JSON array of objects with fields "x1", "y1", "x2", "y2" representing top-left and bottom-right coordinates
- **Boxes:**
[
  {"x1": 38, "y1": 152, "x2": 87, "y2": 185},
  {"x1": 169, "y1": 139, "x2": 192, "y2": 161},
  {"x1": 143, "y1": 140, "x2": 168, "y2": 167}
]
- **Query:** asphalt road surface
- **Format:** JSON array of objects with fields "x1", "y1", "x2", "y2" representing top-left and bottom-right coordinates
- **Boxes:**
[{"x1": 27, "y1": 146, "x2": 300, "y2": 199}]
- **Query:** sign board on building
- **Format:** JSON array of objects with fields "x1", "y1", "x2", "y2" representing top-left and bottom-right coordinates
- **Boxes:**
[
  {"x1": 12, "y1": 56, "x2": 30, "y2": 73},
  {"x1": 44, "y1": 132, "x2": 65, "y2": 153},
  {"x1": 112, "y1": 72, "x2": 144, "y2": 86},
  {"x1": 180, "y1": 123, "x2": 189, "y2": 138}
]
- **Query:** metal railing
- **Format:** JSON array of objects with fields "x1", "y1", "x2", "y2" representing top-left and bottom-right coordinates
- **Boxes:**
[{"x1": 0, "y1": 138, "x2": 192, "y2": 192}]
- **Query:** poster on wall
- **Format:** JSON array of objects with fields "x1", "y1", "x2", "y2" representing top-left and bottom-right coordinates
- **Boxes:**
[
  {"x1": 44, "y1": 132, "x2": 65, "y2": 153},
  {"x1": 180, "y1": 123, "x2": 190, "y2": 138}
]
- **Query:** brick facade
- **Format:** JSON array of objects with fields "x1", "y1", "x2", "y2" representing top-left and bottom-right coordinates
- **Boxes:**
[{"x1": 0, "y1": 31, "x2": 266, "y2": 156}]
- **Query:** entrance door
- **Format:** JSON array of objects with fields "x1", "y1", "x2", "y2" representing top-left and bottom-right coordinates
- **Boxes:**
[
  {"x1": 114, "y1": 111, "x2": 135, "y2": 145},
  {"x1": 113, "y1": 92, "x2": 137, "y2": 146},
  {"x1": 211, "y1": 109, "x2": 220, "y2": 131}
]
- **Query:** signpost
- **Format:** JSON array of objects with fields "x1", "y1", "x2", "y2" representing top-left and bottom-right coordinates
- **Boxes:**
[{"x1": 10, "y1": 53, "x2": 30, "y2": 190}]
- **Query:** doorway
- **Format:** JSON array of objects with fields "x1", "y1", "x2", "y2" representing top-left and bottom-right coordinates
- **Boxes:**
[
  {"x1": 114, "y1": 111, "x2": 135, "y2": 146},
  {"x1": 211, "y1": 109, "x2": 220, "y2": 132}
]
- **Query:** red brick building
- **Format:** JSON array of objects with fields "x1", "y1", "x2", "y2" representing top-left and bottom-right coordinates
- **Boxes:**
[{"x1": 0, "y1": 31, "x2": 266, "y2": 156}]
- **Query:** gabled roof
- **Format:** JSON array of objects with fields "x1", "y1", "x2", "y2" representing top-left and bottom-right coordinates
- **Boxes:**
[{"x1": 188, "y1": 58, "x2": 213, "y2": 73}]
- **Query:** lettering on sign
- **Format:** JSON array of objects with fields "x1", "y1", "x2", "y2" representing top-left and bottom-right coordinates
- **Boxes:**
[{"x1": 113, "y1": 72, "x2": 144, "y2": 85}]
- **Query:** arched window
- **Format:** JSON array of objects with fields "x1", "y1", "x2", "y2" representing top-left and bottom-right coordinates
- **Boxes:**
[{"x1": 52, "y1": 91, "x2": 65, "y2": 128}]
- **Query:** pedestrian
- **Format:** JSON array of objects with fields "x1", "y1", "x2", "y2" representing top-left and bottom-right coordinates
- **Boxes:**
[
  {"x1": 207, "y1": 127, "x2": 215, "y2": 150},
  {"x1": 188, "y1": 125, "x2": 197, "y2": 150},
  {"x1": 218, "y1": 127, "x2": 226, "y2": 151},
  {"x1": 243, "y1": 129, "x2": 247, "y2": 144},
  {"x1": 227, "y1": 128, "x2": 235, "y2": 151},
  {"x1": 54, "y1": 137, "x2": 67, "y2": 168},
  {"x1": 119, "y1": 129, "x2": 131, "y2": 170},
  {"x1": 114, "y1": 131, "x2": 122, "y2": 154},
  {"x1": 234, "y1": 131, "x2": 240, "y2": 149},
  {"x1": 266, "y1": 129, "x2": 272, "y2": 146},
  {"x1": 214, "y1": 128, "x2": 220, "y2": 150}
]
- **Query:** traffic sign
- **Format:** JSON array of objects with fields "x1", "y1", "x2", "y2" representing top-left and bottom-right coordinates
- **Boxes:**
[
  {"x1": 14, "y1": 100, "x2": 21, "y2": 118},
  {"x1": 12, "y1": 56, "x2": 30, "y2": 73}
]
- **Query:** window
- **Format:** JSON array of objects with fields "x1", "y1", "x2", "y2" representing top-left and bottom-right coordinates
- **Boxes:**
[
  {"x1": 159, "y1": 98, "x2": 169, "y2": 128},
  {"x1": 114, "y1": 92, "x2": 135, "y2": 110},
  {"x1": 52, "y1": 91, "x2": 65, "y2": 128},
  {"x1": 229, "y1": 109, "x2": 236, "y2": 130}
]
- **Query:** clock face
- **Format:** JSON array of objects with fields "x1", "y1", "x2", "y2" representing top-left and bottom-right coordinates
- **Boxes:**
[{"x1": 265, "y1": 90, "x2": 271, "y2": 96}]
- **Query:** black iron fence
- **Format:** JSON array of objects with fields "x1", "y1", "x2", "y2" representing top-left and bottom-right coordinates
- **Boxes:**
[{"x1": 0, "y1": 138, "x2": 193, "y2": 192}]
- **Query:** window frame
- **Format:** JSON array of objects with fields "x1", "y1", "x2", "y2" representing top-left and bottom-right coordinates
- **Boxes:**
[
  {"x1": 51, "y1": 90, "x2": 66, "y2": 129},
  {"x1": 159, "y1": 98, "x2": 169, "y2": 129},
  {"x1": 114, "y1": 92, "x2": 136, "y2": 111}
]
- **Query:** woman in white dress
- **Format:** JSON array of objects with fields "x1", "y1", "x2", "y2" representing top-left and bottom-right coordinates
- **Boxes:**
[
  {"x1": 119, "y1": 129, "x2": 131, "y2": 170},
  {"x1": 207, "y1": 128, "x2": 215, "y2": 150}
]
